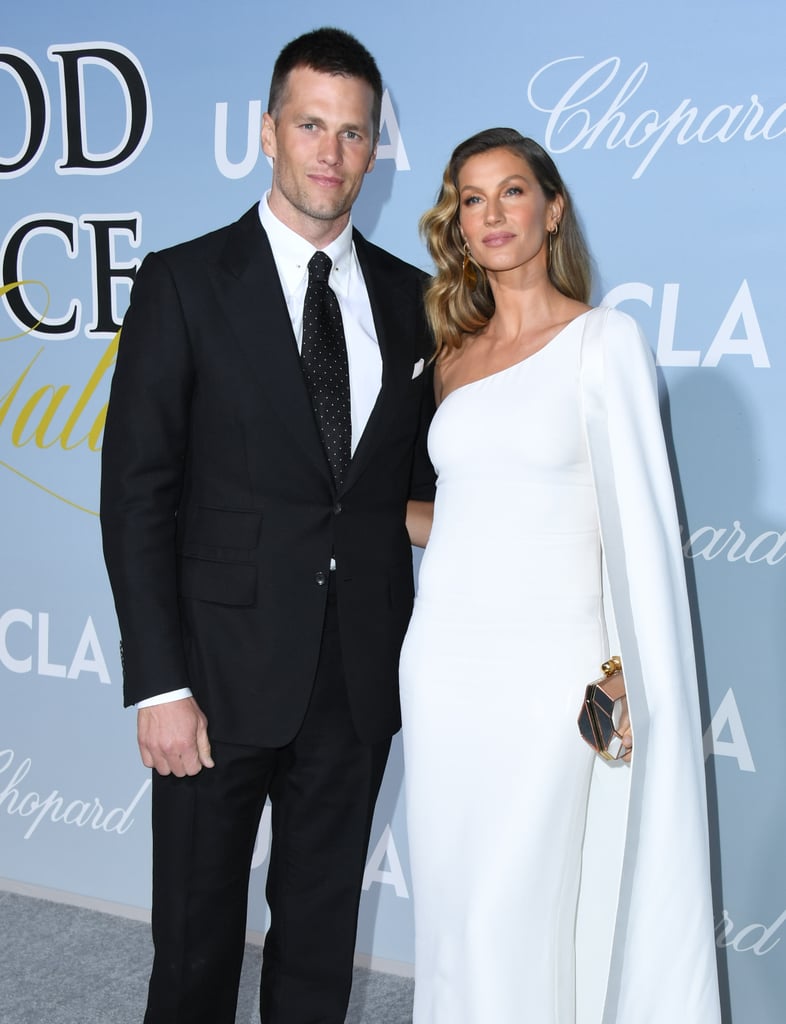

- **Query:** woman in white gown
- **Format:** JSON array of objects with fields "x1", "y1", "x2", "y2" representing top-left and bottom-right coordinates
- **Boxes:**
[{"x1": 400, "y1": 129, "x2": 720, "y2": 1023}]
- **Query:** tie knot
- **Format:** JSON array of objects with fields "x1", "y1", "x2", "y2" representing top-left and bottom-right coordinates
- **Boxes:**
[{"x1": 308, "y1": 250, "x2": 332, "y2": 283}]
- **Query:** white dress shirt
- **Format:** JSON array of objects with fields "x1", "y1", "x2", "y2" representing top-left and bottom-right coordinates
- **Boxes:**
[
  {"x1": 138, "y1": 195, "x2": 382, "y2": 708},
  {"x1": 259, "y1": 195, "x2": 382, "y2": 452}
]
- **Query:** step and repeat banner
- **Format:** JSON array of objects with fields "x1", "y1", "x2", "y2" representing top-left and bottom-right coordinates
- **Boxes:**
[{"x1": 1, "y1": 2, "x2": 784, "y2": 1020}]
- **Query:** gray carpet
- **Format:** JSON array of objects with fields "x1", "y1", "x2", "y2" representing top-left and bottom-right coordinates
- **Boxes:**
[{"x1": 0, "y1": 890, "x2": 413, "y2": 1024}]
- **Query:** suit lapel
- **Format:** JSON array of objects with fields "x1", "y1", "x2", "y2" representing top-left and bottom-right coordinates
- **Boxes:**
[
  {"x1": 208, "y1": 211, "x2": 414, "y2": 493},
  {"x1": 210, "y1": 206, "x2": 332, "y2": 483},
  {"x1": 342, "y1": 230, "x2": 411, "y2": 491}
]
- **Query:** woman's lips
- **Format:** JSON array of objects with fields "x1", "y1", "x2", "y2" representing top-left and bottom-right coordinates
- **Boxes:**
[{"x1": 482, "y1": 232, "x2": 515, "y2": 246}]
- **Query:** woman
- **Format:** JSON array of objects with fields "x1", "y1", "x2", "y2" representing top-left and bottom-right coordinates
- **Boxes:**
[{"x1": 400, "y1": 129, "x2": 720, "y2": 1023}]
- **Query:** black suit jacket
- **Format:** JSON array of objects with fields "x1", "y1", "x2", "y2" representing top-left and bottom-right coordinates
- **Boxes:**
[{"x1": 100, "y1": 205, "x2": 435, "y2": 747}]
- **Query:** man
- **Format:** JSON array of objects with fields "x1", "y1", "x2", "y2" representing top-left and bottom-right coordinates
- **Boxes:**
[{"x1": 100, "y1": 27, "x2": 434, "y2": 1024}]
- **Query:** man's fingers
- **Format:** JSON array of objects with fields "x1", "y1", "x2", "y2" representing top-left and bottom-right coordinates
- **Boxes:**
[
  {"x1": 138, "y1": 740, "x2": 181, "y2": 777},
  {"x1": 177, "y1": 749, "x2": 204, "y2": 777},
  {"x1": 196, "y1": 722, "x2": 215, "y2": 769},
  {"x1": 137, "y1": 698, "x2": 213, "y2": 777}
]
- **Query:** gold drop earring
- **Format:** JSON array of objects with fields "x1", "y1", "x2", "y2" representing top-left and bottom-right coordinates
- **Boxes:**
[{"x1": 462, "y1": 242, "x2": 477, "y2": 288}]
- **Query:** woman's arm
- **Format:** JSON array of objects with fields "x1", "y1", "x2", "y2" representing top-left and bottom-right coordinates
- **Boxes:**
[{"x1": 406, "y1": 499, "x2": 434, "y2": 548}]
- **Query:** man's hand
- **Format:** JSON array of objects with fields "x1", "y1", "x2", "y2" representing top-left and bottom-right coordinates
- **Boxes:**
[{"x1": 137, "y1": 697, "x2": 214, "y2": 777}]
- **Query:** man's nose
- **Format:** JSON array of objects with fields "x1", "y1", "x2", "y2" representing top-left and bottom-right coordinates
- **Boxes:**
[{"x1": 318, "y1": 135, "x2": 341, "y2": 165}]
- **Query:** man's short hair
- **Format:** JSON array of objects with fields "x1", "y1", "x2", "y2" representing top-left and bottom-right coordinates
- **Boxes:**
[{"x1": 267, "y1": 27, "x2": 383, "y2": 138}]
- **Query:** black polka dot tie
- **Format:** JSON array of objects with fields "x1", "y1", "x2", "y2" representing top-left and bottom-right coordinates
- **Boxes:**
[{"x1": 301, "y1": 251, "x2": 351, "y2": 487}]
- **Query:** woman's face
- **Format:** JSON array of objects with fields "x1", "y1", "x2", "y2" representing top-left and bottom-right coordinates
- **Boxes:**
[{"x1": 456, "y1": 147, "x2": 561, "y2": 276}]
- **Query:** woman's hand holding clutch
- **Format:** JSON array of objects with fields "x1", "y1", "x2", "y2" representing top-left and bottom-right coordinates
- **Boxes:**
[
  {"x1": 616, "y1": 691, "x2": 633, "y2": 763},
  {"x1": 578, "y1": 657, "x2": 633, "y2": 762}
]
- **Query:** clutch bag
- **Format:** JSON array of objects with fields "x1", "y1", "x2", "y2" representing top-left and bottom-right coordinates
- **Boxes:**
[{"x1": 578, "y1": 656, "x2": 626, "y2": 760}]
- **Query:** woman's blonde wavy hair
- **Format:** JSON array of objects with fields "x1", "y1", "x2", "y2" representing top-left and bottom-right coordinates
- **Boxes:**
[{"x1": 420, "y1": 128, "x2": 591, "y2": 358}]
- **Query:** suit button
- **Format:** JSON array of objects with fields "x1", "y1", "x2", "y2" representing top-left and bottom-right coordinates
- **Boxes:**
[
  {"x1": 333, "y1": 502, "x2": 342, "y2": 514},
  {"x1": 315, "y1": 571, "x2": 327, "y2": 586}
]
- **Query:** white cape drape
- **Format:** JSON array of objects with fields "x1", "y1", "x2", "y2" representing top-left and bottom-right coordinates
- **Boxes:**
[{"x1": 575, "y1": 307, "x2": 721, "y2": 1023}]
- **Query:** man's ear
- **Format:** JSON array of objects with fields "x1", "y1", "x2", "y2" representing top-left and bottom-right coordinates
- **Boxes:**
[
  {"x1": 261, "y1": 112, "x2": 276, "y2": 160},
  {"x1": 365, "y1": 136, "x2": 379, "y2": 174}
]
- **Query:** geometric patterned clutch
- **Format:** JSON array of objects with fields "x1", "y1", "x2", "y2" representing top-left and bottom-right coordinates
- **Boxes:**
[{"x1": 577, "y1": 656, "x2": 627, "y2": 760}]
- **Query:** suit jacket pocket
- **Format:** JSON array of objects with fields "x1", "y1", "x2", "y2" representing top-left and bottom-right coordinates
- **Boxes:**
[
  {"x1": 186, "y1": 505, "x2": 262, "y2": 549},
  {"x1": 179, "y1": 555, "x2": 256, "y2": 606}
]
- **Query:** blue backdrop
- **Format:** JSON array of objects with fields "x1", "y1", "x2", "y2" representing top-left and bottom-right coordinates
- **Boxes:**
[{"x1": 2, "y1": 3, "x2": 784, "y2": 1020}]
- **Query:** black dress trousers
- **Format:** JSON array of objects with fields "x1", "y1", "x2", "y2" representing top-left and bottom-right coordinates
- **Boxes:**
[{"x1": 144, "y1": 583, "x2": 391, "y2": 1024}]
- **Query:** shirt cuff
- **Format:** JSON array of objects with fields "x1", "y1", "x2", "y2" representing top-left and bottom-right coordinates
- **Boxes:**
[{"x1": 136, "y1": 687, "x2": 193, "y2": 708}]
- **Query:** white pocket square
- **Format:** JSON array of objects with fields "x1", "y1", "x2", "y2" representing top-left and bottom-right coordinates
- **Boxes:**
[{"x1": 412, "y1": 358, "x2": 425, "y2": 379}]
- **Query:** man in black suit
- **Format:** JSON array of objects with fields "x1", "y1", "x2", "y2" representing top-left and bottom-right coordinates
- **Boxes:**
[{"x1": 100, "y1": 27, "x2": 434, "y2": 1024}]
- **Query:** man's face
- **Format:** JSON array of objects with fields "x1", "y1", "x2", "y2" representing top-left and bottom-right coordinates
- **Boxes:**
[{"x1": 261, "y1": 66, "x2": 378, "y2": 244}]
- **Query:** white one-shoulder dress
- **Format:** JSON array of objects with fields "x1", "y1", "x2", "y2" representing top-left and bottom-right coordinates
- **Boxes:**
[
  {"x1": 400, "y1": 313, "x2": 600, "y2": 1023},
  {"x1": 399, "y1": 309, "x2": 721, "y2": 1024}
]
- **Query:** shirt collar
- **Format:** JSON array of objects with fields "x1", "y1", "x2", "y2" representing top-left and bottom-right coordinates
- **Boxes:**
[{"x1": 258, "y1": 193, "x2": 354, "y2": 298}]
